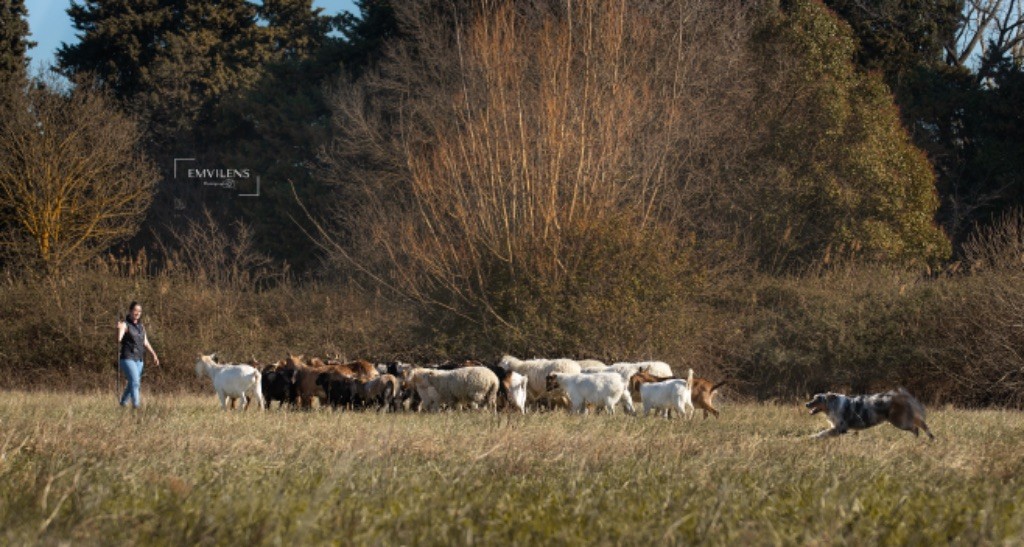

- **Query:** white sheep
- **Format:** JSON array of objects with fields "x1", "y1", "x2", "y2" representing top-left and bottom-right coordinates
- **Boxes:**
[
  {"x1": 194, "y1": 353, "x2": 265, "y2": 411},
  {"x1": 596, "y1": 362, "x2": 649, "y2": 382},
  {"x1": 499, "y1": 355, "x2": 581, "y2": 406},
  {"x1": 577, "y1": 359, "x2": 608, "y2": 372},
  {"x1": 545, "y1": 372, "x2": 635, "y2": 415},
  {"x1": 640, "y1": 368, "x2": 694, "y2": 419},
  {"x1": 634, "y1": 360, "x2": 675, "y2": 378},
  {"x1": 406, "y1": 367, "x2": 499, "y2": 411}
]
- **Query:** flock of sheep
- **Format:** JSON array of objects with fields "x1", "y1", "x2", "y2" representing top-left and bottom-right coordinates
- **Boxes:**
[{"x1": 193, "y1": 353, "x2": 726, "y2": 418}]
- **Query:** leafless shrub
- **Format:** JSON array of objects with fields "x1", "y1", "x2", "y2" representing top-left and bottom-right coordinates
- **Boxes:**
[
  {"x1": 158, "y1": 208, "x2": 275, "y2": 291},
  {"x1": 962, "y1": 207, "x2": 1024, "y2": 271},
  {"x1": 318, "y1": 0, "x2": 757, "y2": 354},
  {"x1": 0, "y1": 76, "x2": 156, "y2": 275}
]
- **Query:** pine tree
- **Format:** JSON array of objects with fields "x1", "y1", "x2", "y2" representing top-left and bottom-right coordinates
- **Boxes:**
[
  {"x1": 337, "y1": 0, "x2": 400, "y2": 79},
  {"x1": 0, "y1": 0, "x2": 34, "y2": 87},
  {"x1": 259, "y1": 0, "x2": 333, "y2": 59},
  {"x1": 57, "y1": 0, "x2": 276, "y2": 147}
]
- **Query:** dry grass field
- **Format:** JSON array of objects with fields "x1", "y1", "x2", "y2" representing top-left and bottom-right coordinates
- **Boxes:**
[{"x1": 1, "y1": 391, "x2": 1022, "y2": 545}]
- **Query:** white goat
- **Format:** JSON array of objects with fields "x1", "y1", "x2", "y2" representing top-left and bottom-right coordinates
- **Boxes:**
[
  {"x1": 546, "y1": 372, "x2": 635, "y2": 415},
  {"x1": 640, "y1": 368, "x2": 694, "y2": 419},
  {"x1": 194, "y1": 353, "x2": 265, "y2": 411},
  {"x1": 506, "y1": 371, "x2": 529, "y2": 414},
  {"x1": 499, "y1": 355, "x2": 581, "y2": 406}
]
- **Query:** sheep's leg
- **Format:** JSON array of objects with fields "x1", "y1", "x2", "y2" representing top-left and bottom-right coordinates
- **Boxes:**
[{"x1": 218, "y1": 392, "x2": 228, "y2": 411}]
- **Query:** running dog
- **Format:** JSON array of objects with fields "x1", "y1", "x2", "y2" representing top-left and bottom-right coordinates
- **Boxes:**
[{"x1": 805, "y1": 388, "x2": 935, "y2": 440}]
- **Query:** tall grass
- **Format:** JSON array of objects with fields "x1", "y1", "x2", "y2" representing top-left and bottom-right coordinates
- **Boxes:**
[{"x1": 1, "y1": 392, "x2": 1022, "y2": 544}]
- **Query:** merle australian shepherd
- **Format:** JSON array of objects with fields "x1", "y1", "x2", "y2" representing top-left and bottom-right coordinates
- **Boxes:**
[{"x1": 805, "y1": 388, "x2": 935, "y2": 440}]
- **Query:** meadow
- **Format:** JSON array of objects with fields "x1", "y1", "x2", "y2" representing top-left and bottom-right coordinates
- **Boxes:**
[{"x1": 1, "y1": 391, "x2": 1022, "y2": 545}]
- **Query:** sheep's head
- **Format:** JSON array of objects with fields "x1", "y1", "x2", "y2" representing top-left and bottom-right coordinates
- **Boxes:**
[
  {"x1": 545, "y1": 374, "x2": 561, "y2": 392},
  {"x1": 497, "y1": 355, "x2": 517, "y2": 370}
]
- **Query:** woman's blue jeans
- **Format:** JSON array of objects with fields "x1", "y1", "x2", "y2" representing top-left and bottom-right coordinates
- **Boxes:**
[{"x1": 119, "y1": 359, "x2": 144, "y2": 408}]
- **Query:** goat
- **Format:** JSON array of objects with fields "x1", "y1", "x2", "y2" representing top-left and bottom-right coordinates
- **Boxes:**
[
  {"x1": 639, "y1": 369, "x2": 695, "y2": 419},
  {"x1": 260, "y1": 360, "x2": 296, "y2": 409},
  {"x1": 690, "y1": 376, "x2": 727, "y2": 419},
  {"x1": 350, "y1": 374, "x2": 401, "y2": 411},
  {"x1": 316, "y1": 371, "x2": 357, "y2": 409},
  {"x1": 194, "y1": 353, "x2": 265, "y2": 411},
  {"x1": 545, "y1": 372, "x2": 635, "y2": 415},
  {"x1": 498, "y1": 355, "x2": 580, "y2": 408}
]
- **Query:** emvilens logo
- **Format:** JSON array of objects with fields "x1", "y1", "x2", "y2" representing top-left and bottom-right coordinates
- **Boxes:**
[{"x1": 173, "y1": 158, "x2": 260, "y2": 196}]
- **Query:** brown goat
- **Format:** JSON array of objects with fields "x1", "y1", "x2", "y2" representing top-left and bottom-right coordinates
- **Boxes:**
[
  {"x1": 287, "y1": 355, "x2": 379, "y2": 409},
  {"x1": 690, "y1": 377, "x2": 726, "y2": 419},
  {"x1": 325, "y1": 358, "x2": 380, "y2": 379}
]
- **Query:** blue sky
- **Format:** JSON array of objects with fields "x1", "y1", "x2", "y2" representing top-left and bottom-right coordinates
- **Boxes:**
[{"x1": 24, "y1": 0, "x2": 358, "y2": 71}]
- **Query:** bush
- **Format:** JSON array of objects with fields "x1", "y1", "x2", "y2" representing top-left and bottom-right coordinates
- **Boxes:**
[{"x1": 0, "y1": 261, "x2": 415, "y2": 391}]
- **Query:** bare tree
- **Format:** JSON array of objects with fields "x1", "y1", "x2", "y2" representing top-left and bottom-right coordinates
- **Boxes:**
[
  {"x1": 317, "y1": 0, "x2": 755, "y2": 350},
  {"x1": 159, "y1": 207, "x2": 274, "y2": 291},
  {"x1": 0, "y1": 78, "x2": 157, "y2": 274},
  {"x1": 949, "y1": 0, "x2": 1024, "y2": 80}
]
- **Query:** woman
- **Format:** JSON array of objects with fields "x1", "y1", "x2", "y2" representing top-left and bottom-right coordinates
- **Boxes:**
[{"x1": 117, "y1": 301, "x2": 159, "y2": 408}]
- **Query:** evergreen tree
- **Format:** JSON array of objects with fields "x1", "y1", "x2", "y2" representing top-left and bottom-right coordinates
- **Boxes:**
[
  {"x1": 0, "y1": 0, "x2": 34, "y2": 87},
  {"x1": 822, "y1": 0, "x2": 960, "y2": 83},
  {"x1": 259, "y1": 0, "x2": 333, "y2": 59},
  {"x1": 743, "y1": 0, "x2": 951, "y2": 268},
  {"x1": 337, "y1": 0, "x2": 400, "y2": 79},
  {"x1": 210, "y1": 36, "x2": 346, "y2": 269},
  {"x1": 57, "y1": 0, "x2": 338, "y2": 268},
  {"x1": 57, "y1": 0, "x2": 279, "y2": 147},
  {"x1": 953, "y1": 55, "x2": 1024, "y2": 232},
  {"x1": 205, "y1": 1, "x2": 401, "y2": 268}
]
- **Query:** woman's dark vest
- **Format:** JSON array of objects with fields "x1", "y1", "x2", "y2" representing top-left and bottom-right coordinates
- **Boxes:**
[{"x1": 120, "y1": 317, "x2": 146, "y2": 361}]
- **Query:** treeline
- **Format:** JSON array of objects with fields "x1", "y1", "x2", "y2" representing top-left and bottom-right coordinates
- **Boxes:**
[{"x1": 0, "y1": 0, "x2": 1023, "y2": 405}]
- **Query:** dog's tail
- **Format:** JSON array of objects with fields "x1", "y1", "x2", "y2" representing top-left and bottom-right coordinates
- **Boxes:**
[
  {"x1": 711, "y1": 380, "x2": 727, "y2": 392},
  {"x1": 896, "y1": 387, "x2": 926, "y2": 418}
]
